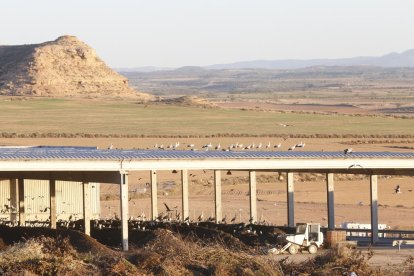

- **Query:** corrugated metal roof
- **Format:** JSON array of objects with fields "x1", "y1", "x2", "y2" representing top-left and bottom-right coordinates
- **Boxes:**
[{"x1": 0, "y1": 146, "x2": 413, "y2": 160}]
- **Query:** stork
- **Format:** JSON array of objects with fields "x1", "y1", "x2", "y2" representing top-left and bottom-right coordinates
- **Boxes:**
[
  {"x1": 296, "y1": 141, "x2": 305, "y2": 148},
  {"x1": 288, "y1": 145, "x2": 296, "y2": 151},
  {"x1": 344, "y1": 148, "x2": 353, "y2": 154}
]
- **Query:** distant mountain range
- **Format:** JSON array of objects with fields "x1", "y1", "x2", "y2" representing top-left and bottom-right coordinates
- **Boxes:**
[
  {"x1": 118, "y1": 49, "x2": 414, "y2": 72},
  {"x1": 207, "y1": 49, "x2": 414, "y2": 70}
]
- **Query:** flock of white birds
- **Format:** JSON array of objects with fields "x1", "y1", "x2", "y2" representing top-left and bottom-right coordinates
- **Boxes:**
[{"x1": 152, "y1": 141, "x2": 307, "y2": 151}]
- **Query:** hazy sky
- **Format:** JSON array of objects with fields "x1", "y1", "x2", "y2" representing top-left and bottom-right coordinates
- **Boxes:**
[{"x1": 2, "y1": 0, "x2": 414, "y2": 67}]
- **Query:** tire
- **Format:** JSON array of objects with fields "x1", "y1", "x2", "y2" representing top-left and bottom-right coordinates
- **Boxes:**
[
  {"x1": 308, "y1": 244, "x2": 318, "y2": 254},
  {"x1": 288, "y1": 244, "x2": 299, "y2": 255}
]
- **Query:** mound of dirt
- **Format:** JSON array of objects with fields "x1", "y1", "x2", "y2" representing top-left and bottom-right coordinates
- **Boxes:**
[
  {"x1": 0, "y1": 225, "x2": 113, "y2": 255},
  {"x1": 0, "y1": 35, "x2": 153, "y2": 100},
  {"x1": 159, "y1": 95, "x2": 216, "y2": 108},
  {"x1": 128, "y1": 228, "x2": 281, "y2": 275}
]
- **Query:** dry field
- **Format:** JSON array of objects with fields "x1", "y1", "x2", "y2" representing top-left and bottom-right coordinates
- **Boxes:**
[{"x1": 0, "y1": 97, "x2": 413, "y2": 136}]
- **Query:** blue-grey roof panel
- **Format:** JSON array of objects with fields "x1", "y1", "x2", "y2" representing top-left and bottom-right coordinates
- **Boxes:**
[{"x1": 0, "y1": 146, "x2": 413, "y2": 160}]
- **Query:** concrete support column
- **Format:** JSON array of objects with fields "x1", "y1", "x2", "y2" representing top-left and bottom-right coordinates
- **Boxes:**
[
  {"x1": 49, "y1": 180, "x2": 56, "y2": 229},
  {"x1": 18, "y1": 178, "x2": 25, "y2": 226},
  {"x1": 9, "y1": 179, "x2": 18, "y2": 222},
  {"x1": 286, "y1": 172, "x2": 295, "y2": 228},
  {"x1": 370, "y1": 174, "x2": 379, "y2": 244},
  {"x1": 214, "y1": 170, "x2": 222, "y2": 223},
  {"x1": 181, "y1": 169, "x2": 189, "y2": 221},
  {"x1": 150, "y1": 170, "x2": 158, "y2": 220},
  {"x1": 82, "y1": 182, "x2": 91, "y2": 236},
  {"x1": 249, "y1": 171, "x2": 257, "y2": 223},
  {"x1": 326, "y1": 173, "x2": 335, "y2": 230},
  {"x1": 120, "y1": 172, "x2": 129, "y2": 251}
]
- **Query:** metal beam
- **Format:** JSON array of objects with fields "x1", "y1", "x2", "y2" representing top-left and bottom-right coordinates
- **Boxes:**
[
  {"x1": 120, "y1": 172, "x2": 129, "y2": 251},
  {"x1": 370, "y1": 174, "x2": 379, "y2": 244},
  {"x1": 214, "y1": 170, "x2": 222, "y2": 223},
  {"x1": 49, "y1": 180, "x2": 56, "y2": 229},
  {"x1": 150, "y1": 170, "x2": 158, "y2": 220},
  {"x1": 82, "y1": 182, "x2": 91, "y2": 236},
  {"x1": 18, "y1": 178, "x2": 25, "y2": 226},
  {"x1": 0, "y1": 171, "x2": 121, "y2": 184},
  {"x1": 249, "y1": 171, "x2": 257, "y2": 223},
  {"x1": 287, "y1": 172, "x2": 295, "y2": 228},
  {"x1": 181, "y1": 169, "x2": 189, "y2": 221},
  {"x1": 326, "y1": 173, "x2": 335, "y2": 230},
  {"x1": 1, "y1": 158, "x2": 414, "y2": 173}
]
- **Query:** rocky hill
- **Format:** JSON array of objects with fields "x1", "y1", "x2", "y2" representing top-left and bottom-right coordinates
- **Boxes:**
[{"x1": 0, "y1": 36, "x2": 152, "y2": 100}]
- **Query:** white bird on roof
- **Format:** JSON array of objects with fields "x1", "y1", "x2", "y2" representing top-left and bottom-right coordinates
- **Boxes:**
[
  {"x1": 274, "y1": 143, "x2": 281, "y2": 149},
  {"x1": 344, "y1": 148, "x2": 353, "y2": 154},
  {"x1": 296, "y1": 142, "x2": 305, "y2": 148},
  {"x1": 215, "y1": 143, "x2": 221, "y2": 150},
  {"x1": 257, "y1": 143, "x2": 262, "y2": 149},
  {"x1": 108, "y1": 143, "x2": 113, "y2": 150},
  {"x1": 266, "y1": 141, "x2": 271, "y2": 148},
  {"x1": 288, "y1": 145, "x2": 296, "y2": 151}
]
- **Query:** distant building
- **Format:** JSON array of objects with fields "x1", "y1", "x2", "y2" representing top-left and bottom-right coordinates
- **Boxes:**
[{"x1": 342, "y1": 222, "x2": 388, "y2": 238}]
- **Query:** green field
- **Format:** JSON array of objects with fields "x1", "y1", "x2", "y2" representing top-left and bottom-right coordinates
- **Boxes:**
[{"x1": 0, "y1": 98, "x2": 413, "y2": 136}]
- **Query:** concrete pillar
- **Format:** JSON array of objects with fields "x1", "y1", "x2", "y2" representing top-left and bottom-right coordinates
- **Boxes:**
[
  {"x1": 249, "y1": 171, "x2": 257, "y2": 223},
  {"x1": 49, "y1": 180, "x2": 56, "y2": 229},
  {"x1": 150, "y1": 170, "x2": 158, "y2": 220},
  {"x1": 326, "y1": 173, "x2": 335, "y2": 230},
  {"x1": 82, "y1": 182, "x2": 91, "y2": 236},
  {"x1": 287, "y1": 172, "x2": 295, "y2": 228},
  {"x1": 181, "y1": 169, "x2": 189, "y2": 221},
  {"x1": 214, "y1": 170, "x2": 222, "y2": 223},
  {"x1": 9, "y1": 179, "x2": 18, "y2": 222},
  {"x1": 370, "y1": 174, "x2": 379, "y2": 244},
  {"x1": 120, "y1": 172, "x2": 129, "y2": 251},
  {"x1": 18, "y1": 178, "x2": 25, "y2": 226}
]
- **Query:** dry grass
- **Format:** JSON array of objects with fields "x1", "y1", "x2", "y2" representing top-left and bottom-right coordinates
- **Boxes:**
[
  {"x1": 0, "y1": 98, "x2": 413, "y2": 136},
  {"x1": 128, "y1": 228, "x2": 282, "y2": 275},
  {"x1": 0, "y1": 229, "x2": 412, "y2": 275},
  {"x1": 279, "y1": 245, "x2": 384, "y2": 276},
  {"x1": 0, "y1": 236, "x2": 140, "y2": 275}
]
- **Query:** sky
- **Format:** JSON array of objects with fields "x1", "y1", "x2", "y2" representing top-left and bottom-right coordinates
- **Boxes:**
[{"x1": 2, "y1": 0, "x2": 414, "y2": 68}]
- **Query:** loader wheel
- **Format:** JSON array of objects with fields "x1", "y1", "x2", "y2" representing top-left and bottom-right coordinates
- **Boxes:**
[
  {"x1": 288, "y1": 244, "x2": 299, "y2": 255},
  {"x1": 308, "y1": 244, "x2": 318, "y2": 254}
]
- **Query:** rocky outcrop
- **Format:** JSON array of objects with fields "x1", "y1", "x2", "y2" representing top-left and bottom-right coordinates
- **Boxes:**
[{"x1": 0, "y1": 35, "x2": 153, "y2": 100}]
